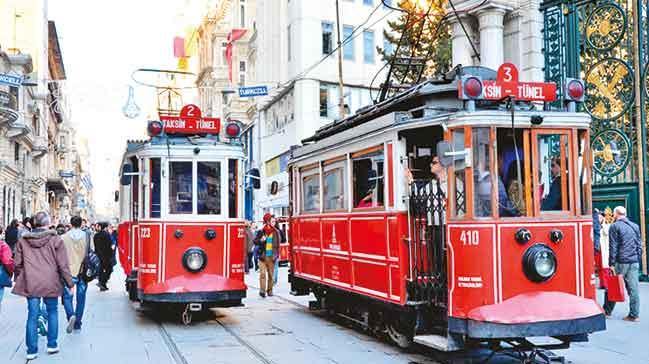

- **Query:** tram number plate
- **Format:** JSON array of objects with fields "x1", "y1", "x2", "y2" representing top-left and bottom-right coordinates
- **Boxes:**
[
  {"x1": 459, "y1": 230, "x2": 479, "y2": 246},
  {"x1": 140, "y1": 227, "x2": 151, "y2": 239}
]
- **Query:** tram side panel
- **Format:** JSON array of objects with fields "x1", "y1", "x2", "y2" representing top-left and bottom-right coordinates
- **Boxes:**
[
  {"x1": 117, "y1": 221, "x2": 134, "y2": 276},
  {"x1": 136, "y1": 223, "x2": 162, "y2": 296},
  {"x1": 228, "y1": 223, "x2": 246, "y2": 282}
]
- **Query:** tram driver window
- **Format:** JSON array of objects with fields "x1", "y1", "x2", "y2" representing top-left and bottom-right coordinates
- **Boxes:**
[
  {"x1": 169, "y1": 161, "x2": 193, "y2": 214},
  {"x1": 352, "y1": 147, "x2": 384, "y2": 209},
  {"x1": 538, "y1": 133, "x2": 569, "y2": 212},
  {"x1": 473, "y1": 128, "x2": 493, "y2": 217},
  {"x1": 198, "y1": 161, "x2": 221, "y2": 215},
  {"x1": 495, "y1": 129, "x2": 525, "y2": 217}
]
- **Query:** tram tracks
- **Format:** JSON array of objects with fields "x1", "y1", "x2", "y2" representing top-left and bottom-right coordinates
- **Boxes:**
[{"x1": 154, "y1": 311, "x2": 275, "y2": 364}]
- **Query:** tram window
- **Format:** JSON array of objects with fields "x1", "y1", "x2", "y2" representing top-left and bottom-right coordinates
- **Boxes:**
[
  {"x1": 451, "y1": 130, "x2": 466, "y2": 217},
  {"x1": 302, "y1": 172, "x2": 320, "y2": 213},
  {"x1": 578, "y1": 130, "x2": 592, "y2": 215},
  {"x1": 496, "y1": 129, "x2": 525, "y2": 217},
  {"x1": 323, "y1": 164, "x2": 346, "y2": 211},
  {"x1": 169, "y1": 161, "x2": 193, "y2": 214},
  {"x1": 473, "y1": 128, "x2": 492, "y2": 217},
  {"x1": 228, "y1": 159, "x2": 238, "y2": 218},
  {"x1": 538, "y1": 134, "x2": 569, "y2": 212},
  {"x1": 150, "y1": 158, "x2": 161, "y2": 218},
  {"x1": 198, "y1": 161, "x2": 221, "y2": 215},
  {"x1": 352, "y1": 148, "x2": 384, "y2": 209}
]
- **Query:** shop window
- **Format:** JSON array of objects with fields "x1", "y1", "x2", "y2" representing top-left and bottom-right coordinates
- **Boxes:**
[
  {"x1": 150, "y1": 158, "x2": 161, "y2": 218},
  {"x1": 198, "y1": 161, "x2": 221, "y2": 215},
  {"x1": 302, "y1": 171, "x2": 320, "y2": 213},
  {"x1": 352, "y1": 147, "x2": 384, "y2": 209},
  {"x1": 473, "y1": 128, "x2": 493, "y2": 217},
  {"x1": 323, "y1": 164, "x2": 346, "y2": 211},
  {"x1": 169, "y1": 161, "x2": 193, "y2": 214}
]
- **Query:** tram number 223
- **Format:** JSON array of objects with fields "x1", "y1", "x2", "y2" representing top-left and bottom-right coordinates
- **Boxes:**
[{"x1": 459, "y1": 230, "x2": 480, "y2": 246}]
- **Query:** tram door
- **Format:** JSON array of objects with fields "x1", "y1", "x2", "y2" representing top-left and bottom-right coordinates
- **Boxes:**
[{"x1": 401, "y1": 127, "x2": 447, "y2": 308}]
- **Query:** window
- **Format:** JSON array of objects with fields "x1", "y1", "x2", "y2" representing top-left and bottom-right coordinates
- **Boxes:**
[
  {"x1": 240, "y1": 1, "x2": 246, "y2": 28},
  {"x1": 14, "y1": 143, "x2": 19, "y2": 162},
  {"x1": 150, "y1": 158, "x2": 161, "y2": 218},
  {"x1": 239, "y1": 61, "x2": 246, "y2": 86},
  {"x1": 353, "y1": 146, "x2": 384, "y2": 209},
  {"x1": 198, "y1": 161, "x2": 221, "y2": 215},
  {"x1": 383, "y1": 36, "x2": 393, "y2": 56},
  {"x1": 343, "y1": 25, "x2": 354, "y2": 60},
  {"x1": 363, "y1": 30, "x2": 375, "y2": 63},
  {"x1": 221, "y1": 42, "x2": 228, "y2": 65},
  {"x1": 287, "y1": 25, "x2": 291, "y2": 61},
  {"x1": 302, "y1": 171, "x2": 320, "y2": 213},
  {"x1": 229, "y1": 159, "x2": 238, "y2": 218},
  {"x1": 323, "y1": 163, "x2": 346, "y2": 211},
  {"x1": 537, "y1": 133, "x2": 570, "y2": 212},
  {"x1": 473, "y1": 128, "x2": 492, "y2": 217},
  {"x1": 496, "y1": 128, "x2": 526, "y2": 217},
  {"x1": 578, "y1": 130, "x2": 591, "y2": 215},
  {"x1": 451, "y1": 129, "x2": 466, "y2": 217},
  {"x1": 322, "y1": 22, "x2": 334, "y2": 54},
  {"x1": 363, "y1": 0, "x2": 373, "y2": 5},
  {"x1": 320, "y1": 84, "x2": 329, "y2": 117},
  {"x1": 169, "y1": 161, "x2": 193, "y2": 214}
]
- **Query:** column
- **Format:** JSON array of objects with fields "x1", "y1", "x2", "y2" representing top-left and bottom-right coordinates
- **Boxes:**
[
  {"x1": 477, "y1": 7, "x2": 506, "y2": 70},
  {"x1": 451, "y1": 16, "x2": 475, "y2": 68}
]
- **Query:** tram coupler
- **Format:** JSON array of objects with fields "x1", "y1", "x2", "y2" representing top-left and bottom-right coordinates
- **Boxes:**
[{"x1": 188, "y1": 303, "x2": 203, "y2": 312}]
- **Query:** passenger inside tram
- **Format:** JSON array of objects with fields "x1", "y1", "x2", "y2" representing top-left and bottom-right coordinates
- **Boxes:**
[
  {"x1": 538, "y1": 133, "x2": 569, "y2": 211},
  {"x1": 353, "y1": 151, "x2": 384, "y2": 208},
  {"x1": 541, "y1": 157, "x2": 563, "y2": 211},
  {"x1": 495, "y1": 129, "x2": 524, "y2": 217}
]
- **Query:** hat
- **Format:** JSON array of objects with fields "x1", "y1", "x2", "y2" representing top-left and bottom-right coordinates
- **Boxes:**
[{"x1": 263, "y1": 213, "x2": 273, "y2": 224}]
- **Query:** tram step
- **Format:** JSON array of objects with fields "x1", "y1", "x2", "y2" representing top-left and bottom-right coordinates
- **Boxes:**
[{"x1": 413, "y1": 334, "x2": 449, "y2": 351}]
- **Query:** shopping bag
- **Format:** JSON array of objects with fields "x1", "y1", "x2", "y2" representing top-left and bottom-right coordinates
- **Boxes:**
[{"x1": 606, "y1": 273, "x2": 626, "y2": 302}]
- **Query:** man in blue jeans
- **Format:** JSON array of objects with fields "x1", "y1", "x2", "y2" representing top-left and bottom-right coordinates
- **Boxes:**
[
  {"x1": 62, "y1": 216, "x2": 89, "y2": 331},
  {"x1": 12, "y1": 211, "x2": 74, "y2": 360},
  {"x1": 603, "y1": 206, "x2": 642, "y2": 322}
]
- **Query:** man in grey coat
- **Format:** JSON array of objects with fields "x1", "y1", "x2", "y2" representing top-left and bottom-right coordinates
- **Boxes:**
[{"x1": 603, "y1": 206, "x2": 642, "y2": 322}]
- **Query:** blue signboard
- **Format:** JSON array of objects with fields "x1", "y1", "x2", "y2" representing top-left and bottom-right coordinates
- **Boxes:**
[
  {"x1": 0, "y1": 73, "x2": 24, "y2": 87},
  {"x1": 239, "y1": 85, "x2": 268, "y2": 98}
]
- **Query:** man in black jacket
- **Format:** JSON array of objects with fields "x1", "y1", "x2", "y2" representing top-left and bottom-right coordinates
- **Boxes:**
[
  {"x1": 603, "y1": 206, "x2": 642, "y2": 321},
  {"x1": 93, "y1": 223, "x2": 113, "y2": 291}
]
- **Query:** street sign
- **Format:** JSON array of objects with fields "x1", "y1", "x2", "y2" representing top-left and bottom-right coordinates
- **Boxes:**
[
  {"x1": 160, "y1": 104, "x2": 221, "y2": 134},
  {"x1": 239, "y1": 85, "x2": 268, "y2": 98},
  {"x1": 459, "y1": 63, "x2": 557, "y2": 102},
  {"x1": 59, "y1": 170, "x2": 75, "y2": 178},
  {"x1": 0, "y1": 73, "x2": 24, "y2": 87}
]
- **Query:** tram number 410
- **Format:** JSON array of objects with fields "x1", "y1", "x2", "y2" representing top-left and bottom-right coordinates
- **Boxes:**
[{"x1": 459, "y1": 230, "x2": 480, "y2": 246}]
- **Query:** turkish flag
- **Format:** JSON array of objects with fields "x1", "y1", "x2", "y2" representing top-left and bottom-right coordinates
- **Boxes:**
[{"x1": 226, "y1": 29, "x2": 247, "y2": 82}]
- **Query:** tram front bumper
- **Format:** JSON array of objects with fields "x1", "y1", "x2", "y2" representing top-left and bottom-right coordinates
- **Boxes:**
[
  {"x1": 449, "y1": 291, "x2": 606, "y2": 339},
  {"x1": 140, "y1": 274, "x2": 247, "y2": 304}
]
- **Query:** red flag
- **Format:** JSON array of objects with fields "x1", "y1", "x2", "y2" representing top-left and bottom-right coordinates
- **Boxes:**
[
  {"x1": 226, "y1": 29, "x2": 247, "y2": 82},
  {"x1": 173, "y1": 37, "x2": 185, "y2": 58}
]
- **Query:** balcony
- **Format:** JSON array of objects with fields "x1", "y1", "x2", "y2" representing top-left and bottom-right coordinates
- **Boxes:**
[
  {"x1": 32, "y1": 135, "x2": 49, "y2": 158},
  {"x1": 0, "y1": 90, "x2": 19, "y2": 125}
]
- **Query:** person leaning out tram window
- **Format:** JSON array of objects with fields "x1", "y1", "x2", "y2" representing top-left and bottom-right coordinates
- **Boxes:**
[{"x1": 255, "y1": 213, "x2": 280, "y2": 298}]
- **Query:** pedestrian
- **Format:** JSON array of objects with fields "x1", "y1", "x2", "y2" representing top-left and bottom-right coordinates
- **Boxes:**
[
  {"x1": 109, "y1": 225, "x2": 118, "y2": 268},
  {"x1": 0, "y1": 227, "x2": 16, "y2": 313},
  {"x1": 55, "y1": 224, "x2": 66, "y2": 235},
  {"x1": 271, "y1": 216, "x2": 286, "y2": 286},
  {"x1": 255, "y1": 213, "x2": 280, "y2": 297},
  {"x1": 94, "y1": 222, "x2": 113, "y2": 291},
  {"x1": 61, "y1": 216, "x2": 89, "y2": 332},
  {"x1": 18, "y1": 216, "x2": 33, "y2": 239},
  {"x1": 12, "y1": 211, "x2": 74, "y2": 360},
  {"x1": 244, "y1": 221, "x2": 255, "y2": 274},
  {"x1": 5, "y1": 219, "x2": 19, "y2": 253},
  {"x1": 602, "y1": 206, "x2": 642, "y2": 322}
]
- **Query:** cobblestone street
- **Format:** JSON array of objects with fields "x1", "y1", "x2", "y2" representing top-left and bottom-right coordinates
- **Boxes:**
[{"x1": 1, "y1": 266, "x2": 648, "y2": 364}]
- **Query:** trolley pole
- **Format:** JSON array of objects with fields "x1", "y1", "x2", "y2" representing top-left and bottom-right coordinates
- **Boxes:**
[
  {"x1": 335, "y1": 0, "x2": 346, "y2": 119},
  {"x1": 631, "y1": 0, "x2": 647, "y2": 276}
]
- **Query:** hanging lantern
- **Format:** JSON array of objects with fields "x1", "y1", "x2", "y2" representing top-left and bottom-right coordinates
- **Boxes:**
[{"x1": 122, "y1": 85, "x2": 141, "y2": 119}]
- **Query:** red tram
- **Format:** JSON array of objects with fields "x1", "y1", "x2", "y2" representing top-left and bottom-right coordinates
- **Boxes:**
[
  {"x1": 288, "y1": 65, "x2": 605, "y2": 353},
  {"x1": 117, "y1": 105, "x2": 247, "y2": 323}
]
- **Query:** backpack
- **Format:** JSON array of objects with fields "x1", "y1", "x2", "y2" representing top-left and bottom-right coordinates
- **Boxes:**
[{"x1": 79, "y1": 237, "x2": 101, "y2": 282}]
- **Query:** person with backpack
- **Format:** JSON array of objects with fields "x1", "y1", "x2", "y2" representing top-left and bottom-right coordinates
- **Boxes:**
[
  {"x1": 603, "y1": 206, "x2": 642, "y2": 322},
  {"x1": 61, "y1": 216, "x2": 90, "y2": 332},
  {"x1": 0, "y1": 226, "x2": 15, "y2": 313},
  {"x1": 5, "y1": 219, "x2": 20, "y2": 253},
  {"x1": 94, "y1": 222, "x2": 113, "y2": 291},
  {"x1": 12, "y1": 211, "x2": 74, "y2": 360}
]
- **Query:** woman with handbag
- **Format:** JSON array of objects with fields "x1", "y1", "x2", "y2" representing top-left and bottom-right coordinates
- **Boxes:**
[{"x1": 0, "y1": 226, "x2": 16, "y2": 313}]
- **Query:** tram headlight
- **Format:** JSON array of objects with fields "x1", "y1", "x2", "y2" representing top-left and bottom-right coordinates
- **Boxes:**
[
  {"x1": 522, "y1": 244, "x2": 557, "y2": 283},
  {"x1": 182, "y1": 248, "x2": 207, "y2": 273}
]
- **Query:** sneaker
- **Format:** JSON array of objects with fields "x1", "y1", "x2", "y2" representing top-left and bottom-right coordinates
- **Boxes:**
[
  {"x1": 259, "y1": 292, "x2": 266, "y2": 298},
  {"x1": 47, "y1": 346, "x2": 60, "y2": 354},
  {"x1": 26, "y1": 353, "x2": 38, "y2": 360},
  {"x1": 66, "y1": 315, "x2": 76, "y2": 333},
  {"x1": 267, "y1": 292, "x2": 274, "y2": 297},
  {"x1": 100, "y1": 285, "x2": 108, "y2": 291},
  {"x1": 623, "y1": 316, "x2": 640, "y2": 322}
]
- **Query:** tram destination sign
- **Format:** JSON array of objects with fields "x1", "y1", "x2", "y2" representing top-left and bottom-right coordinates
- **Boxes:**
[
  {"x1": 160, "y1": 104, "x2": 221, "y2": 134},
  {"x1": 476, "y1": 63, "x2": 557, "y2": 102}
]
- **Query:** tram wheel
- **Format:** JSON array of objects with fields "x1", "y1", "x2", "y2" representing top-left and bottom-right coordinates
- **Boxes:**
[
  {"x1": 127, "y1": 283, "x2": 138, "y2": 301},
  {"x1": 386, "y1": 323, "x2": 412, "y2": 349}
]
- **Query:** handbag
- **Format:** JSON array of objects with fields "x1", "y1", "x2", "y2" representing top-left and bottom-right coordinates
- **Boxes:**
[
  {"x1": 0, "y1": 264, "x2": 12, "y2": 288},
  {"x1": 606, "y1": 271, "x2": 626, "y2": 302}
]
